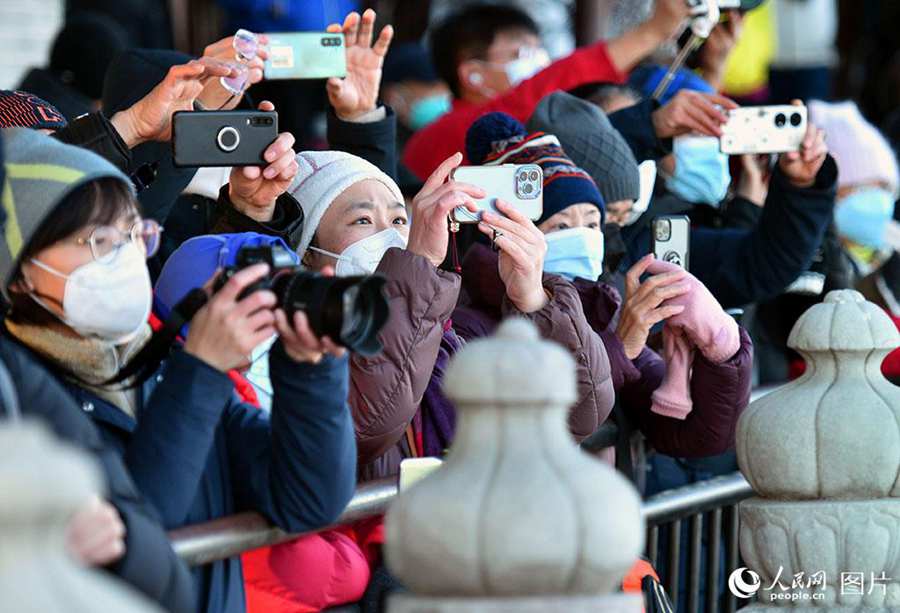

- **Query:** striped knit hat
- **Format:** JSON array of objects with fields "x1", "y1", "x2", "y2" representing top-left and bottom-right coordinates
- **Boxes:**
[
  {"x1": 0, "y1": 127, "x2": 132, "y2": 297},
  {"x1": 0, "y1": 90, "x2": 68, "y2": 130},
  {"x1": 466, "y1": 112, "x2": 605, "y2": 224}
]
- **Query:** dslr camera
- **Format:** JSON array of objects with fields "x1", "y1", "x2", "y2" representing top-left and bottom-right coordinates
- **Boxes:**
[{"x1": 214, "y1": 245, "x2": 389, "y2": 356}]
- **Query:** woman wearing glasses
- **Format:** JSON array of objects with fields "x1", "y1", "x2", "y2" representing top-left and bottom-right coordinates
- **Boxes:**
[{"x1": 0, "y1": 128, "x2": 357, "y2": 613}]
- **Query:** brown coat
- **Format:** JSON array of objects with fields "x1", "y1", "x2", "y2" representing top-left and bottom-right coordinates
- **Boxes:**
[
  {"x1": 352, "y1": 247, "x2": 461, "y2": 479},
  {"x1": 451, "y1": 244, "x2": 616, "y2": 442}
]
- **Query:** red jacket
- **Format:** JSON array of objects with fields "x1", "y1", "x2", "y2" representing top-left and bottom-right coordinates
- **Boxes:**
[{"x1": 401, "y1": 41, "x2": 625, "y2": 179}]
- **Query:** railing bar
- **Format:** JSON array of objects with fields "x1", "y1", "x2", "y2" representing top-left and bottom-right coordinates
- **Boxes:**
[
  {"x1": 666, "y1": 519, "x2": 681, "y2": 606},
  {"x1": 706, "y1": 508, "x2": 722, "y2": 613},
  {"x1": 687, "y1": 513, "x2": 702, "y2": 613},
  {"x1": 724, "y1": 504, "x2": 740, "y2": 613},
  {"x1": 647, "y1": 525, "x2": 659, "y2": 569},
  {"x1": 643, "y1": 473, "x2": 753, "y2": 525}
]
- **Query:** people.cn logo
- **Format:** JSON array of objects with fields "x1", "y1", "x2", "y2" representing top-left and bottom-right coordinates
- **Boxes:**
[{"x1": 728, "y1": 567, "x2": 761, "y2": 599}]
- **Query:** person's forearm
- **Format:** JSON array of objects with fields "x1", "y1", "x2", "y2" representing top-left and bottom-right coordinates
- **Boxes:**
[
  {"x1": 605, "y1": 20, "x2": 672, "y2": 74},
  {"x1": 227, "y1": 186, "x2": 276, "y2": 222},
  {"x1": 575, "y1": 0, "x2": 617, "y2": 46},
  {"x1": 109, "y1": 108, "x2": 146, "y2": 149}
]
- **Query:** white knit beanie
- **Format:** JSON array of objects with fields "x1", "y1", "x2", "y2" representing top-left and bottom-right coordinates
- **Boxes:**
[
  {"x1": 809, "y1": 100, "x2": 900, "y2": 195},
  {"x1": 289, "y1": 150, "x2": 404, "y2": 256}
]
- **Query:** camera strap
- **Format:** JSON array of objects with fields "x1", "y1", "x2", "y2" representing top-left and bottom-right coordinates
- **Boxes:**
[{"x1": 104, "y1": 288, "x2": 211, "y2": 387}]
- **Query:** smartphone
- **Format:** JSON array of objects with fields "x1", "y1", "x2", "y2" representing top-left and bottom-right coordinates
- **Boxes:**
[
  {"x1": 720, "y1": 105, "x2": 807, "y2": 155},
  {"x1": 172, "y1": 111, "x2": 278, "y2": 168},
  {"x1": 398, "y1": 458, "x2": 443, "y2": 493},
  {"x1": 449, "y1": 164, "x2": 543, "y2": 224},
  {"x1": 651, "y1": 215, "x2": 690, "y2": 270},
  {"x1": 263, "y1": 32, "x2": 347, "y2": 80}
]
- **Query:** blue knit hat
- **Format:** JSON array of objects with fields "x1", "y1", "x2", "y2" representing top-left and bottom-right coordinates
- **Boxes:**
[
  {"x1": 629, "y1": 64, "x2": 715, "y2": 105},
  {"x1": 154, "y1": 233, "x2": 299, "y2": 336},
  {"x1": 466, "y1": 112, "x2": 605, "y2": 224}
]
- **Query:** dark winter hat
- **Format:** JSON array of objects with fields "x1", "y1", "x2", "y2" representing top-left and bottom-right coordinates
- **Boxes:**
[
  {"x1": 528, "y1": 91, "x2": 640, "y2": 205},
  {"x1": 0, "y1": 90, "x2": 67, "y2": 130},
  {"x1": 466, "y1": 112, "x2": 605, "y2": 224},
  {"x1": 629, "y1": 64, "x2": 715, "y2": 105},
  {"x1": 383, "y1": 42, "x2": 439, "y2": 85},
  {"x1": 0, "y1": 127, "x2": 133, "y2": 297},
  {"x1": 51, "y1": 11, "x2": 130, "y2": 101}
]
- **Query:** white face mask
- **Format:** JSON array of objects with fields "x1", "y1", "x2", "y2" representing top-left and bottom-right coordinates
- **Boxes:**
[
  {"x1": 543, "y1": 227, "x2": 605, "y2": 282},
  {"x1": 503, "y1": 48, "x2": 550, "y2": 86},
  {"x1": 29, "y1": 242, "x2": 152, "y2": 344},
  {"x1": 309, "y1": 228, "x2": 408, "y2": 276},
  {"x1": 625, "y1": 160, "x2": 658, "y2": 226}
]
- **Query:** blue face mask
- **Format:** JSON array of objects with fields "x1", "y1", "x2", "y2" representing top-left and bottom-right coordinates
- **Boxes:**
[
  {"x1": 835, "y1": 187, "x2": 895, "y2": 249},
  {"x1": 543, "y1": 227, "x2": 605, "y2": 282},
  {"x1": 665, "y1": 136, "x2": 731, "y2": 205},
  {"x1": 408, "y1": 94, "x2": 451, "y2": 130}
]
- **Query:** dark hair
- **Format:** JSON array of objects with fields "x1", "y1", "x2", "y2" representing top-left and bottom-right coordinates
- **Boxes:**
[
  {"x1": 430, "y1": 4, "x2": 539, "y2": 98},
  {"x1": 7, "y1": 177, "x2": 137, "y2": 326},
  {"x1": 568, "y1": 82, "x2": 642, "y2": 112}
]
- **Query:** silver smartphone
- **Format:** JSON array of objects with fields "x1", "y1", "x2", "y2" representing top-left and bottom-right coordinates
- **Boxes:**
[
  {"x1": 652, "y1": 215, "x2": 690, "y2": 270},
  {"x1": 720, "y1": 105, "x2": 807, "y2": 155},
  {"x1": 450, "y1": 164, "x2": 543, "y2": 224}
]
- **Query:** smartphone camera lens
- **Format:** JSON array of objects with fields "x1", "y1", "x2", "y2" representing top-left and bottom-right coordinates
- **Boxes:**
[
  {"x1": 790, "y1": 112, "x2": 803, "y2": 127},
  {"x1": 216, "y1": 126, "x2": 241, "y2": 153},
  {"x1": 529, "y1": 170, "x2": 539, "y2": 181},
  {"x1": 774, "y1": 113, "x2": 787, "y2": 128},
  {"x1": 523, "y1": 183, "x2": 534, "y2": 194},
  {"x1": 654, "y1": 219, "x2": 671, "y2": 242}
]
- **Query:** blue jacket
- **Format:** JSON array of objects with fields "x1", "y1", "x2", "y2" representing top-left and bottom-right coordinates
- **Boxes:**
[
  {"x1": 1, "y1": 335, "x2": 195, "y2": 613},
  {"x1": 62, "y1": 342, "x2": 356, "y2": 613},
  {"x1": 609, "y1": 100, "x2": 838, "y2": 308}
]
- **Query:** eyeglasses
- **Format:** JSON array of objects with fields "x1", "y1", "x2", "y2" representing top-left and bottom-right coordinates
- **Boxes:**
[{"x1": 75, "y1": 219, "x2": 163, "y2": 263}]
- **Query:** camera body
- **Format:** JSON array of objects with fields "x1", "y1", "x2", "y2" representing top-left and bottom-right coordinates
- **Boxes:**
[
  {"x1": 214, "y1": 245, "x2": 390, "y2": 356},
  {"x1": 172, "y1": 110, "x2": 278, "y2": 167}
]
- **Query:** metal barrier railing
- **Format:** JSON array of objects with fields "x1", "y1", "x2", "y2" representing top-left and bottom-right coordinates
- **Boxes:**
[
  {"x1": 643, "y1": 473, "x2": 754, "y2": 613},
  {"x1": 169, "y1": 478, "x2": 398, "y2": 566}
]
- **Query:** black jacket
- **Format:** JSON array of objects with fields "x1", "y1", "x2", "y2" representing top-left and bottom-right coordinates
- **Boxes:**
[{"x1": 0, "y1": 336, "x2": 194, "y2": 613}]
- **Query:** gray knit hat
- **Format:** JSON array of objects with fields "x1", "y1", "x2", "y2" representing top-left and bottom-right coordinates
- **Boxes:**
[
  {"x1": 527, "y1": 91, "x2": 640, "y2": 204},
  {"x1": 0, "y1": 127, "x2": 132, "y2": 295}
]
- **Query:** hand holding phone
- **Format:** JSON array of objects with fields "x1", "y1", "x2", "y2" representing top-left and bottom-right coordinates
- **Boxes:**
[
  {"x1": 173, "y1": 110, "x2": 278, "y2": 167},
  {"x1": 449, "y1": 164, "x2": 543, "y2": 224}
]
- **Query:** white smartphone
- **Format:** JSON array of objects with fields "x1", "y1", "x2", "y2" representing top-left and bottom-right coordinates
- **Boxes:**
[
  {"x1": 652, "y1": 215, "x2": 690, "y2": 270},
  {"x1": 450, "y1": 164, "x2": 543, "y2": 224},
  {"x1": 263, "y1": 32, "x2": 347, "y2": 80},
  {"x1": 720, "y1": 105, "x2": 807, "y2": 155}
]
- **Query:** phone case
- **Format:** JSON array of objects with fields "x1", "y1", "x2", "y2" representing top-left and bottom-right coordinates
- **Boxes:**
[
  {"x1": 450, "y1": 164, "x2": 543, "y2": 224},
  {"x1": 651, "y1": 215, "x2": 690, "y2": 270},
  {"x1": 172, "y1": 111, "x2": 278, "y2": 168},
  {"x1": 264, "y1": 32, "x2": 347, "y2": 80},
  {"x1": 720, "y1": 105, "x2": 807, "y2": 155}
]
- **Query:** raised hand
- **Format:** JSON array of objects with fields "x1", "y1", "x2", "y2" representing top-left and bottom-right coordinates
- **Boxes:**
[
  {"x1": 478, "y1": 200, "x2": 549, "y2": 314},
  {"x1": 652, "y1": 90, "x2": 738, "y2": 138},
  {"x1": 110, "y1": 58, "x2": 233, "y2": 147},
  {"x1": 199, "y1": 33, "x2": 270, "y2": 110},
  {"x1": 779, "y1": 101, "x2": 828, "y2": 188},
  {"x1": 228, "y1": 100, "x2": 299, "y2": 222},
  {"x1": 406, "y1": 152, "x2": 485, "y2": 267},
  {"x1": 615, "y1": 255, "x2": 689, "y2": 360},
  {"x1": 325, "y1": 9, "x2": 394, "y2": 121}
]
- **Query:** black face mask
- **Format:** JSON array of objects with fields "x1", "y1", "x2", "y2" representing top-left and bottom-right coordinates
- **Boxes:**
[{"x1": 602, "y1": 223, "x2": 627, "y2": 276}]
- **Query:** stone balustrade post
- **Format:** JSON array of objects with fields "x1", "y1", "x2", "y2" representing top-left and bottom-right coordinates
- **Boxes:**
[
  {"x1": 384, "y1": 319, "x2": 645, "y2": 612},
  {"x1": 0, "y1": 420, "x2": 161, "y2": 612},
  {"x1": 737, "y1": 290, "x2": 900, "y2": 610}
]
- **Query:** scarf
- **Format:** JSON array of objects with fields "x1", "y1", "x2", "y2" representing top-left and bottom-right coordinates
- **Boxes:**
[
  {"x1": 415, "y1": 322, "x2": 464, "y2": 457},
  {"x1": 5, "y1": 320, "x2": 152, "y2": 418}
]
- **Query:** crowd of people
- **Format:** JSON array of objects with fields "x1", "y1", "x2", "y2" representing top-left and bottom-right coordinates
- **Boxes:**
[{"x1": 1, "y1": 0, "x2": 899, "y2": 612}]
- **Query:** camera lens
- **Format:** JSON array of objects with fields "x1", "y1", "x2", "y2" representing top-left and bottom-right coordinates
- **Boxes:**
[
  {"x1": 790, "y1": 113, "x2": 803, "y2": 127},
  {"x1": 529, "y1": 170, "x2": 539, "y2": 181},
  {"x1": 774, "y1": 113, "x2": 787, "y2": 128},
  {"x1": 519, "y1": 171, "x2": 528, "y2": 181},
  {"x1": 216, "y1": 126, "x2": 241, "y2": 152},
  {"x1": 523, "y1": 183, "x2": 533, "y2": 194}
]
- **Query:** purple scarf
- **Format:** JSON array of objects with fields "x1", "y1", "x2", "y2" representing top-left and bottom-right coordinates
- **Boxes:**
[{"x1": 417, "y1": 326, "x2": 464, "y2": 457}]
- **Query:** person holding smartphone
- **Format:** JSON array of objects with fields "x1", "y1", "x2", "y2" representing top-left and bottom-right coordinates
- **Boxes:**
[{"x1": 457, "y1": 112, "x2": 753, "y2": 462}]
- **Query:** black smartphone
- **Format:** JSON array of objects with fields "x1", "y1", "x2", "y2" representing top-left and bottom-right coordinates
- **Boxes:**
[
  {"x1": 172, "y1": 110, "x2": 278, "y2": 167},
  {"x1": 651, "y1": 215, "x2": 690, "y2": 270}
]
